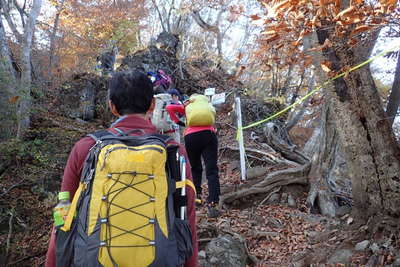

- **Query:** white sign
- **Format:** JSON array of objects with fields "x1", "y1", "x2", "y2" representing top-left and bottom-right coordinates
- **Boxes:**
[
  {"x1": 204, "y1": 87, "x2": 216, "y2": 96},
  {"x1": 211, "y1": 92, "x2": 226, "y2": 105},
  {"x1": 235, "y1": 97, "x2": 246, "y2": 181}
]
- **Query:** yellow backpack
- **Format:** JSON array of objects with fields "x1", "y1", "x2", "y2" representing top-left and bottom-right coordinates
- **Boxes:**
[
  {"x1": 55, "y1": 130, "x2": 194, "y2": 267},
  {"x1": 185, "y1": 94, "x2": 215, "y2": 126}
]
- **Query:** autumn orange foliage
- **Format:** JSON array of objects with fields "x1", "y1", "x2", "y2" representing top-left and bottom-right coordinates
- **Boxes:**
[
  {"x1": 253, "y1": 0, "x2": 399, "y2": 72},
  {"x1": 47, "y1": 0, "x2": 147, "y2": 79}
]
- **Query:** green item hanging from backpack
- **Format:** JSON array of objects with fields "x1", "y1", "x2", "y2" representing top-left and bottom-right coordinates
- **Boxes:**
[
  {"x1": 55, "y1": 130, "x2": 194, "y2": 267},
  {"x1": 185, "y1": 94, "x2": 216, "y2": 127}
]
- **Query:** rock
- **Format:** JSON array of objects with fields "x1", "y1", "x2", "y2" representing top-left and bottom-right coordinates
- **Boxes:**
[
  {"x1": 366, "y1": 255, "x2": 379, "y2": 266},
  {"x1": 117, "y1": 32, "x2": 205, "y2": 95},
  {"x1": 382, "y1": 237, "x2": 393, "y2": 250},
  {"x1": 203, "y1": 235, "x2": 247, "y2": 267},
  {"x1": 80, "y1": 81, "x2": 96, "y2": 120},
  {"x1": 55, "y1": 73, "x2": 108, "y2": 122},
  {"x1": 268, "y1": 193, "x2": 280, "y2": 204},
  {"x1": 370, "y1": 243, "x2": 380, "y2": 254},
  {"x1": 75, "y1": 118, "x2": 88, "y2": 124},
  {"x1": 280, "y1": 192, "x2": 288, "y2": 205},
  {"x1": 209, "y1": 256, "x2": 219, "y2": 264},
  {"x1": 117, "y1": 32, "x2": 196, "y2": 92},
  {"x1": 291, "y1": 251, "x2": 310, "y2": 267},
  {"x1": 336, "y1": 205, "x2": 351, "y2": 217},
  {"x1": 355, "y1": 240, "x2": 370, "y2": 251},
  {"x1": 295, "y1": 213, "x2": 326, "y2": 225},
  {"x1": 154, "y1": 31, "x2": 179, "y2": 55},
  {"x1": 288, "y1": 194, "x2": 297, "y2": 207},
  {"x1": 198, "y1": 250, "x2": 206, "y2": 259},
  {"x1": 392, "y1": 255, "x2": 400, "y2": 267},
  {"x1": 120, "y1": 45, "x2": 176, "y2": 77},
  {"x1": 304, "y1": 231, "x2": 319, "y2": 239},
  {"x1": 317, "y1": 190, "x2": 337, "y2": 217},
  {"x1": 199, "y1": 257, "x2": 208, "y2": 267},
  {"x1": 346, "y1": 217, "x2": 354, "y2": 225},
  {"x1": 327, "y1": 249, "x2": 353, "y2": 264}
]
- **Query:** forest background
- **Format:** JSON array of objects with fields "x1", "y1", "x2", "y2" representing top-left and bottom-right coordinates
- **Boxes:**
[{"x1": 0, "y1": 0, "x2": 400, "y2": 266}]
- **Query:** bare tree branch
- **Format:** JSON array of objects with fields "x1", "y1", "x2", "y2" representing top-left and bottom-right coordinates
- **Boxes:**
[
  {"x1": 286, "y1": 72, "x2": 314, "y2": 131},
  {"x1": 191, "y1": 9, "x2": 223, "y2": 62},
  {"x1": 151, "y1": 0, "x2": 167, "y2": 32},
  {"x1": 166, "y1": 0, "x2": 175, "y2": 33},
  {"x1": 13, "y1": 0, "x2": 27, "y2": 28},
  {"x1": 1, "y1": 0, "x2": 22, "y2": 42},
  {"x1": 191, "y1": 10, "x2": 219, "y2": 33}
]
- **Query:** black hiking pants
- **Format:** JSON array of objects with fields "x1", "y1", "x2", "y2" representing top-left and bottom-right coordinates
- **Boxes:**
[{"x1": 184, "y1": 130, "x2": 220, "y2": 203}]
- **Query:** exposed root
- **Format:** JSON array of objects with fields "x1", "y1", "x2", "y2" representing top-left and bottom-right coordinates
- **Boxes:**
[{"x1": 221, "y1": 163, "x2": 310, "y2": 205}]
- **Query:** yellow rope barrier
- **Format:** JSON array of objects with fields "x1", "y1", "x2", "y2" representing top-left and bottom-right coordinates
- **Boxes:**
[{"x1": 238, "y1": 44, "x2": 400, "y2": 134}]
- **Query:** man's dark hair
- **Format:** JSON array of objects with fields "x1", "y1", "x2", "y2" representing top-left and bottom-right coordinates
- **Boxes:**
[{"x1": 109, "y1": 70, "x2": 154, "y2": 115}]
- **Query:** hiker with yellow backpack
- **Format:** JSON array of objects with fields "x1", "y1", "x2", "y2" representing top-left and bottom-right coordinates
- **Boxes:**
[
  {"x1": 45, "y1": 71, "x2": 198, "y2": 267},
  {"x1": 166, "y1": 94, "x2": 221, "y2": 218}
]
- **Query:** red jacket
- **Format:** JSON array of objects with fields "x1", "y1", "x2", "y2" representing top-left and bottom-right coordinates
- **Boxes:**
[{"x1": 45, "y1": 115, "x2": 198, "y2": 267}]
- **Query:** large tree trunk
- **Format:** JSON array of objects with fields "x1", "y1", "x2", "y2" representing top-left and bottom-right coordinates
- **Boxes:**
[
  {"x1": 300, "y1": 31, "x2": 353, "y2": 218},
  {"x1": 386, "y1": 52, "x2": 400, "y2": 126},
  {"x1": 0, "y1": 15, "x2": 17, "y2": 140},
  {"x1": 316, "y1": 27, "x2": 400, "y2": 219},
  {"x1": 16, "y1": 0, "x2": 42, "y2": 139},
  {"x1": 304, "y1": 99, "x2": 351, "y2": 217}
]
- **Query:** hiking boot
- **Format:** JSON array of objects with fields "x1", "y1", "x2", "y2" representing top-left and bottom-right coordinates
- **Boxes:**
[{"x1": 207, "y1": 202, "x2": 220, "y2": 218}]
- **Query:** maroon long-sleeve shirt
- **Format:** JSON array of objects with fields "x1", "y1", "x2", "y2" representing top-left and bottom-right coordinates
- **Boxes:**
[{"x1": 45, "y1": 114, "x2": 198, "y2": 267}]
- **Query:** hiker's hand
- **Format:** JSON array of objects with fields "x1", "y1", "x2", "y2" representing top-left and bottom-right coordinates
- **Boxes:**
[{"x1": 177, "y1": 121, "x2": 185, "y2": 127}]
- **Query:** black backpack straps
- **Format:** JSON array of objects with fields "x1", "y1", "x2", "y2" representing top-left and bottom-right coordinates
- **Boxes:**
[
  {"x1": 80, "y1": 146, "x2": 98, "y2": 184},
  {"x1": 87, "y1": 130, "x2": 172, "y2": 144},
  {"x1": 81, "y1": 130, "x2": 111, "y2": 184},
  {"x1": 87, "y1": 130, "x2": 112, "y2": 142},
  {"x1": 108, "y1": 128, "x2": 146, "y2": 137},
  {"x1": 151, "y1": 133, "x2": 173, "y2": 143},
  {"x1": 120, "y1": 128, "x2": 146, "y2": 136}
]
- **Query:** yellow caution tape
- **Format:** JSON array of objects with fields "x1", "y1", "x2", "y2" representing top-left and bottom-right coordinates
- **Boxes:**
[{"x1": 238, "y1": 44, "x2": 400, "y2": 134}]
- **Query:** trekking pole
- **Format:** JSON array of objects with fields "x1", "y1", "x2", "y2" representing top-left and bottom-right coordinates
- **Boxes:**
[{"x1": 180, "y1": 156, "x2": 186, "y2": 220}]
